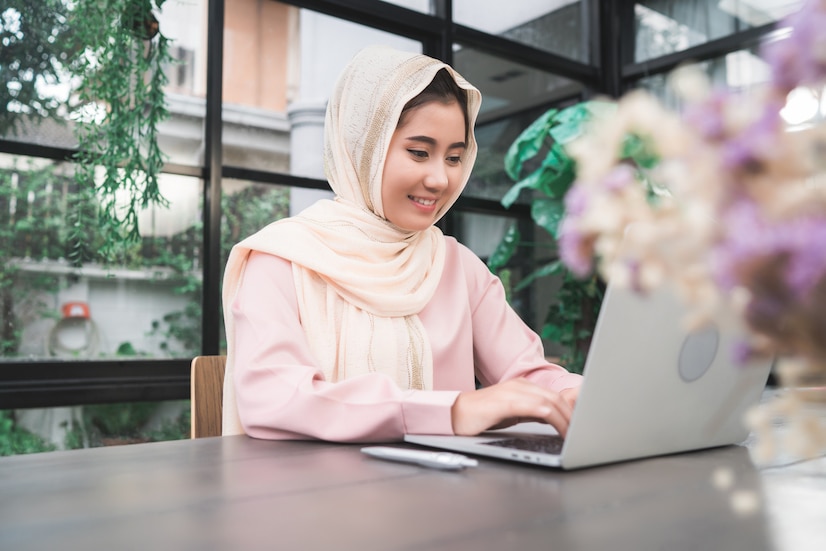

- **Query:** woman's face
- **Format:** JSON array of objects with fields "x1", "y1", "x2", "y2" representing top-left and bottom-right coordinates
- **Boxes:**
[{"x1": 381, "y1": 100, "x2": 467, "y2": 232}]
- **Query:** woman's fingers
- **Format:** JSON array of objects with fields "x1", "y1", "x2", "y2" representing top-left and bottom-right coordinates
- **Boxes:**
[
  {"x1": 559, "y1": 386, "x2": 580, "y2": 409},
  {"x1": 451, "y1": 378, "x2": 578, "y2": 437}
]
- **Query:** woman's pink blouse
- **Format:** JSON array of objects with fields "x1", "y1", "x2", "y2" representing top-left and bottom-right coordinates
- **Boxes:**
[{"x1": 231, "y1": 236, "x2": 582, "y2": 442}]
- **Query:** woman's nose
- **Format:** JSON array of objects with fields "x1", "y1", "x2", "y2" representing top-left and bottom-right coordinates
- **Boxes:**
[{"x1": 424, "y1": 161, "x2": 449, "y2": 191}]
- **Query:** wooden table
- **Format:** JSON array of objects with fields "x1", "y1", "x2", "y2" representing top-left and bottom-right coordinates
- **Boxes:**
[{"x1": 1, "y1": 434, "x2": 824, "y2": 550}]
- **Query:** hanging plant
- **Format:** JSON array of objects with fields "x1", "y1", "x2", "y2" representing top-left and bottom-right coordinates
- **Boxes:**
[{"x1": 69, "y1": 0, "x2": 173, "y2": 264}]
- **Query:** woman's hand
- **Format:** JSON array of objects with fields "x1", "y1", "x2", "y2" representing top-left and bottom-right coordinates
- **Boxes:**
[{"x1": 450, "y1": 378, "x2": 579, "y2": 437}]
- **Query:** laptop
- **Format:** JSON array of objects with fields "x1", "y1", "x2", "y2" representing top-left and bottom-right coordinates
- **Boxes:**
[{"x1": 405, "y1": 274, "x2": 773, "y2": 470}]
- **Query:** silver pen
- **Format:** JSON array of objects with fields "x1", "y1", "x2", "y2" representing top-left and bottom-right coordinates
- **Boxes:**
[{"x1": 361, "y1": 446, "x2": 478, "y2": 470}]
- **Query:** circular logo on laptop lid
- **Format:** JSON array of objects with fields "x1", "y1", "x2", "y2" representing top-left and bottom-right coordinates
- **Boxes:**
[{"x1": 678, "y1": 324, "x2": 719, "y2": 382}]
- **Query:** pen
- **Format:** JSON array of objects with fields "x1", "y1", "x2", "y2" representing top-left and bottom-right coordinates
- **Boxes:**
[{"x1": 361, "y1": 446, "x2": 478, "y2": 470}]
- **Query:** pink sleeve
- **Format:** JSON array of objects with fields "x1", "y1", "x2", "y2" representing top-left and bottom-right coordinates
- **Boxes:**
[
  {"x1": 457, "y1": 243, "x2": 584, "y2": 391},
  {"x1": 231, "y1": 251, "x2": 459, "y2": 443}
]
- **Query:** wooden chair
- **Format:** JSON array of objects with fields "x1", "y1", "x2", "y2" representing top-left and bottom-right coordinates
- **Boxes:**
[{"x1": 190, "y1": 355, "x2": 227, "y2": 438}]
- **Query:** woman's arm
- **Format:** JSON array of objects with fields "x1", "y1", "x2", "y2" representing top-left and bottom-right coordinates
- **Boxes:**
[
  {"x1": 449, "y1": 241, "x2": 583, "y2": 435},
  {"x1": 231, "y1": 251, "x2": 459, "y2": 442}
]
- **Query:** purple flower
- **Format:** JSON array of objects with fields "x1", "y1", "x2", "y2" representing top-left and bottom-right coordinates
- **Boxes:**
[
  {"x1": 720, "y1": 104, "x2": 783, "y2": 174},
  {"x1": 601, "y1": 164, "x2": 636, "y2": 192},
  {"x1": 683, "y1": 90, "x2": 728, "y2": 140},
  {"x1": 711, "y1": 199, "x2": 826, "y2": 300},
  {"x1": 558, "y1": 217, "x2": 593, "y2": 277},
  {"x1": 762, "y1": 0, "x2": 826, "y2": 92},
  {"x1": 563, "y1": 184, "x2": 589, "y2": 216}
]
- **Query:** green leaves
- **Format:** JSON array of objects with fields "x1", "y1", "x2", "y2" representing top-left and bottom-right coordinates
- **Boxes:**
[
  {"x1": 0, "y1": 0, "x2": 74, "y2": 136},
  {"x1": 494, "y1": 100, "x2": 615, "y2": 374},
  {"x1": 620, "y1": 133, "x2": 660, "y2": 169},
  {"x1": 70, "y1": 0, "x2": 174, "y2": 264},
  {"x1": 504, "y1": 108, "x2": 559, "y2": 181},
  {"x1": 487, "y1": 223, "x2": 521, "y2": 273},
  {"x1": 513, "y1": 260, "x2": 564, "y2": 293},
  {"x1": 500, "y1": 101, "x2": 611, "y2": 209},
  {"x1": 530, "y1": 198, "x2": 566, "y2": 238}
]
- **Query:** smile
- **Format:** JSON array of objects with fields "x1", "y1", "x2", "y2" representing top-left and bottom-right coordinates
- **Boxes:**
[{"x1": 409, "y1": 196, "x2": 436, "y2": 207}]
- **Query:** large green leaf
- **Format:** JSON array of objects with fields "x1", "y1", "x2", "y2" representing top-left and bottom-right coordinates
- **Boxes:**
[
  {"x1": 537, "y1": 149, "x2": 576, "y2": 199},
  {"x1": 486, "y1": 223, "x2": 521, "y2": 273},
  {"x1": 504, "y1": 108, "x2": 558, "y2": 181},
  {"x1": 501, "y1": 151, "x2": 574, "y2": 208},
  {"x1": 549, "y1": 100, "x2": 614, "y2": 145},
  {"x1": 500, "y1": 174, "x2": 538, "y2": 209},
  {"x1": 531, "y1": 197, "x2": 566, "y2": 237},
  {"x1": 513, "y1": 260, "x2": 564, "y2": 292}
]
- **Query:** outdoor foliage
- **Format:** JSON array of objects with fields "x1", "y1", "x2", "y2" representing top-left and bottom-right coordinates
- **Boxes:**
[
  {"x1": 0, "y1": 0, "x2": 74, "y2": 135},
  {"x1": 0, "y1": 411, "x2": 56, "y2": 456},
  {"x1": 70, "y1": 0, "x2": 174, "y2": 263}
]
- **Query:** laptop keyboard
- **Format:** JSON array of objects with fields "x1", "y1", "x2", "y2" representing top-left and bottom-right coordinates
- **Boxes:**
[{"x1": 481, "y1": 434, "x2": 565, "y2": 455}]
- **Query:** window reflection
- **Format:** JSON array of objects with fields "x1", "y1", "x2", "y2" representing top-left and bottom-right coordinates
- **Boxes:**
[
  {"x1": 0, "y1": 156, "x2": 203, "y2": 360},
  {"x1": 636, "y1": 47, "x2": 771, "y2": 110},
  {"x1": 381, "y1": 0, "x2": 432, "y2": 13},
  {"x1": 453, "y1": 46, "x2": 582, "y2": 202},
  {"x1": 212, "y1": 1, "x2": 422, "y2": 173},
  {"x1": 634, "y1": 0, "x2": 803, "y2": 62},
  {"x1": 1, "y1": 400, "x2": 190, "y2": 456},
  {"x1": 453, "y1": 0, "x2": 586, "y2": 61}
]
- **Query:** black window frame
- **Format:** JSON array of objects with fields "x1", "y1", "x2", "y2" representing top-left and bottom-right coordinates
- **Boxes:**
[{"x1": 0, "y1": 0, "x2": 785, "y2": 408}]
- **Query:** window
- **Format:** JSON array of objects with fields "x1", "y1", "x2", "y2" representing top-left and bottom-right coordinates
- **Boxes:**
[{"x1": 0, "y1": 0, "x2": 789, "y2": 455}]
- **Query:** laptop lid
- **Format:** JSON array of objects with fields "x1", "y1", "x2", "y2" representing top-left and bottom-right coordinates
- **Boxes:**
[{"x1": 405, "y1": 278, "x2": 773, "y2": 470}]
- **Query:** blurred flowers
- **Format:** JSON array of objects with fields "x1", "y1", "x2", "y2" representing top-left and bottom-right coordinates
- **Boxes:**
[{"x1": 559, "y1": 0, "x2": 826, "y2": 462}]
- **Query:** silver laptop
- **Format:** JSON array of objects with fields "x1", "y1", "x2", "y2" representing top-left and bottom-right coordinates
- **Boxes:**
[{"x1": 405, "y1": 277, "x2": 773, "y2": 470}]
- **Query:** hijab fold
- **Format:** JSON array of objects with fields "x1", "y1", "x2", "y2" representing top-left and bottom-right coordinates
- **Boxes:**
[{"x1": 222, "y1": 46, "x2": 481, "y2": 436}]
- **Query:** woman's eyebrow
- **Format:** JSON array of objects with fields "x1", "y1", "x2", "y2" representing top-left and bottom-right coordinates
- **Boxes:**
[{"x1": 406, "y1": 135, "x2": 467, "y2": 149}]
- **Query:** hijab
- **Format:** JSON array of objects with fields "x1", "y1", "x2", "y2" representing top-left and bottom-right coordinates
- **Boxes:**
[{"x1": 221, "y1": 45, "x2": 482, "y2": 435}]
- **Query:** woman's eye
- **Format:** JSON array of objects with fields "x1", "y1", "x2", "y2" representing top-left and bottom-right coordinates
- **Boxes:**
[
  {"x1": 447, "y1": 156, "x2": 462, "y2": 165},
  {"x1": 408, "y1": 149, "x2": 428, "y2": 159}
]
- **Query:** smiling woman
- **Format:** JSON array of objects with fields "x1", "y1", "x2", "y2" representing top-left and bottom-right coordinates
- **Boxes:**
[
  {"x1": 220, "y1": 45, "x2": 583, "y2": 444},
  {"x1": 381, "y1": 71, "x2": 468, "y2": 232}
]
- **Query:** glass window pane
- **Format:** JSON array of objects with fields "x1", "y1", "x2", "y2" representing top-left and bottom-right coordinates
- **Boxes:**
[
  {"x1": 452, "y1": 211, "x2": 560, "y2": 354},
  {"x1": 221, "y1": 179, "x2": 291, "y2": 266},
  {"x1": 0, "y1": 155, "x2": 202, "y2": 360},
  {"x1": 381, "y1": 0, "x2": 432, "y2": 13},
  {"x1": 635, "y1": 47, "x2": 771, "y2": 110},
  {"x1": 219, "y1": 178, "x2": 293, "y2": 351},
  {"x1": 454, "y1": 211, "x2": 513, "y2": 260},
  {"x1": 465, "y1": 106, "x2": 546, "y2": 203},
  {"x1": 155, "y1": 0, "x2": 208, "y2": 166},
  {"x1": 634, "y1": 0, "x2": 804, "y2": 62},
  {"x1": 1, "y1": 1, "x2": 76, "y2": 148},
  {"x1": 453, "y1": 0, "x2": 586, "y2": 61},
  {"x1": 453, "y1": 46, "x2": 583, "y2": 202},
  {"x1": 1, "y1": 400, "x2": 189, "y2": 456},
  {"x1": 1, "y1": 1, "x2": 205, "y2": 155},
  {"x1": 219, "y1": 2, "x2": 420, "y2": 174}
]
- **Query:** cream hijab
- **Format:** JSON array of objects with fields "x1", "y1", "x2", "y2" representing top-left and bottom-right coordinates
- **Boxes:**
[{"x1": 221, "y1": 45, "x2": 482, "y2": 435}]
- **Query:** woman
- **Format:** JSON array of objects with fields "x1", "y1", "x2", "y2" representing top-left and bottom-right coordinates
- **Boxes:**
[{"x1": 222, "y1": 45, "x2": 582, "y2": 442}]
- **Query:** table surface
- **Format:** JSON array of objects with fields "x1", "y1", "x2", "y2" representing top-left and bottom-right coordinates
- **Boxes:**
[{"x1": 1, "y1": 430, "x2": 825, "y2": 551}]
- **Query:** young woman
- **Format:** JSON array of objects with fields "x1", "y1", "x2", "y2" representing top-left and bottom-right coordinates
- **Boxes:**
[{"x1": 221, "y1": 45, "x2": 582, "y2": 442}]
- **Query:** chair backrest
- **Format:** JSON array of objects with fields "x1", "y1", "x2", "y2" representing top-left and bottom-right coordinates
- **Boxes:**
[{"x1": 190, "y1": 355, "x2": 227, "y2": 438}]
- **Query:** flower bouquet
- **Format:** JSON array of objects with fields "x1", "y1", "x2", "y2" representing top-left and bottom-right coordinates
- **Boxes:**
[{"x1": 559, "y1": 0, "x2": 826, "y2": 462}]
